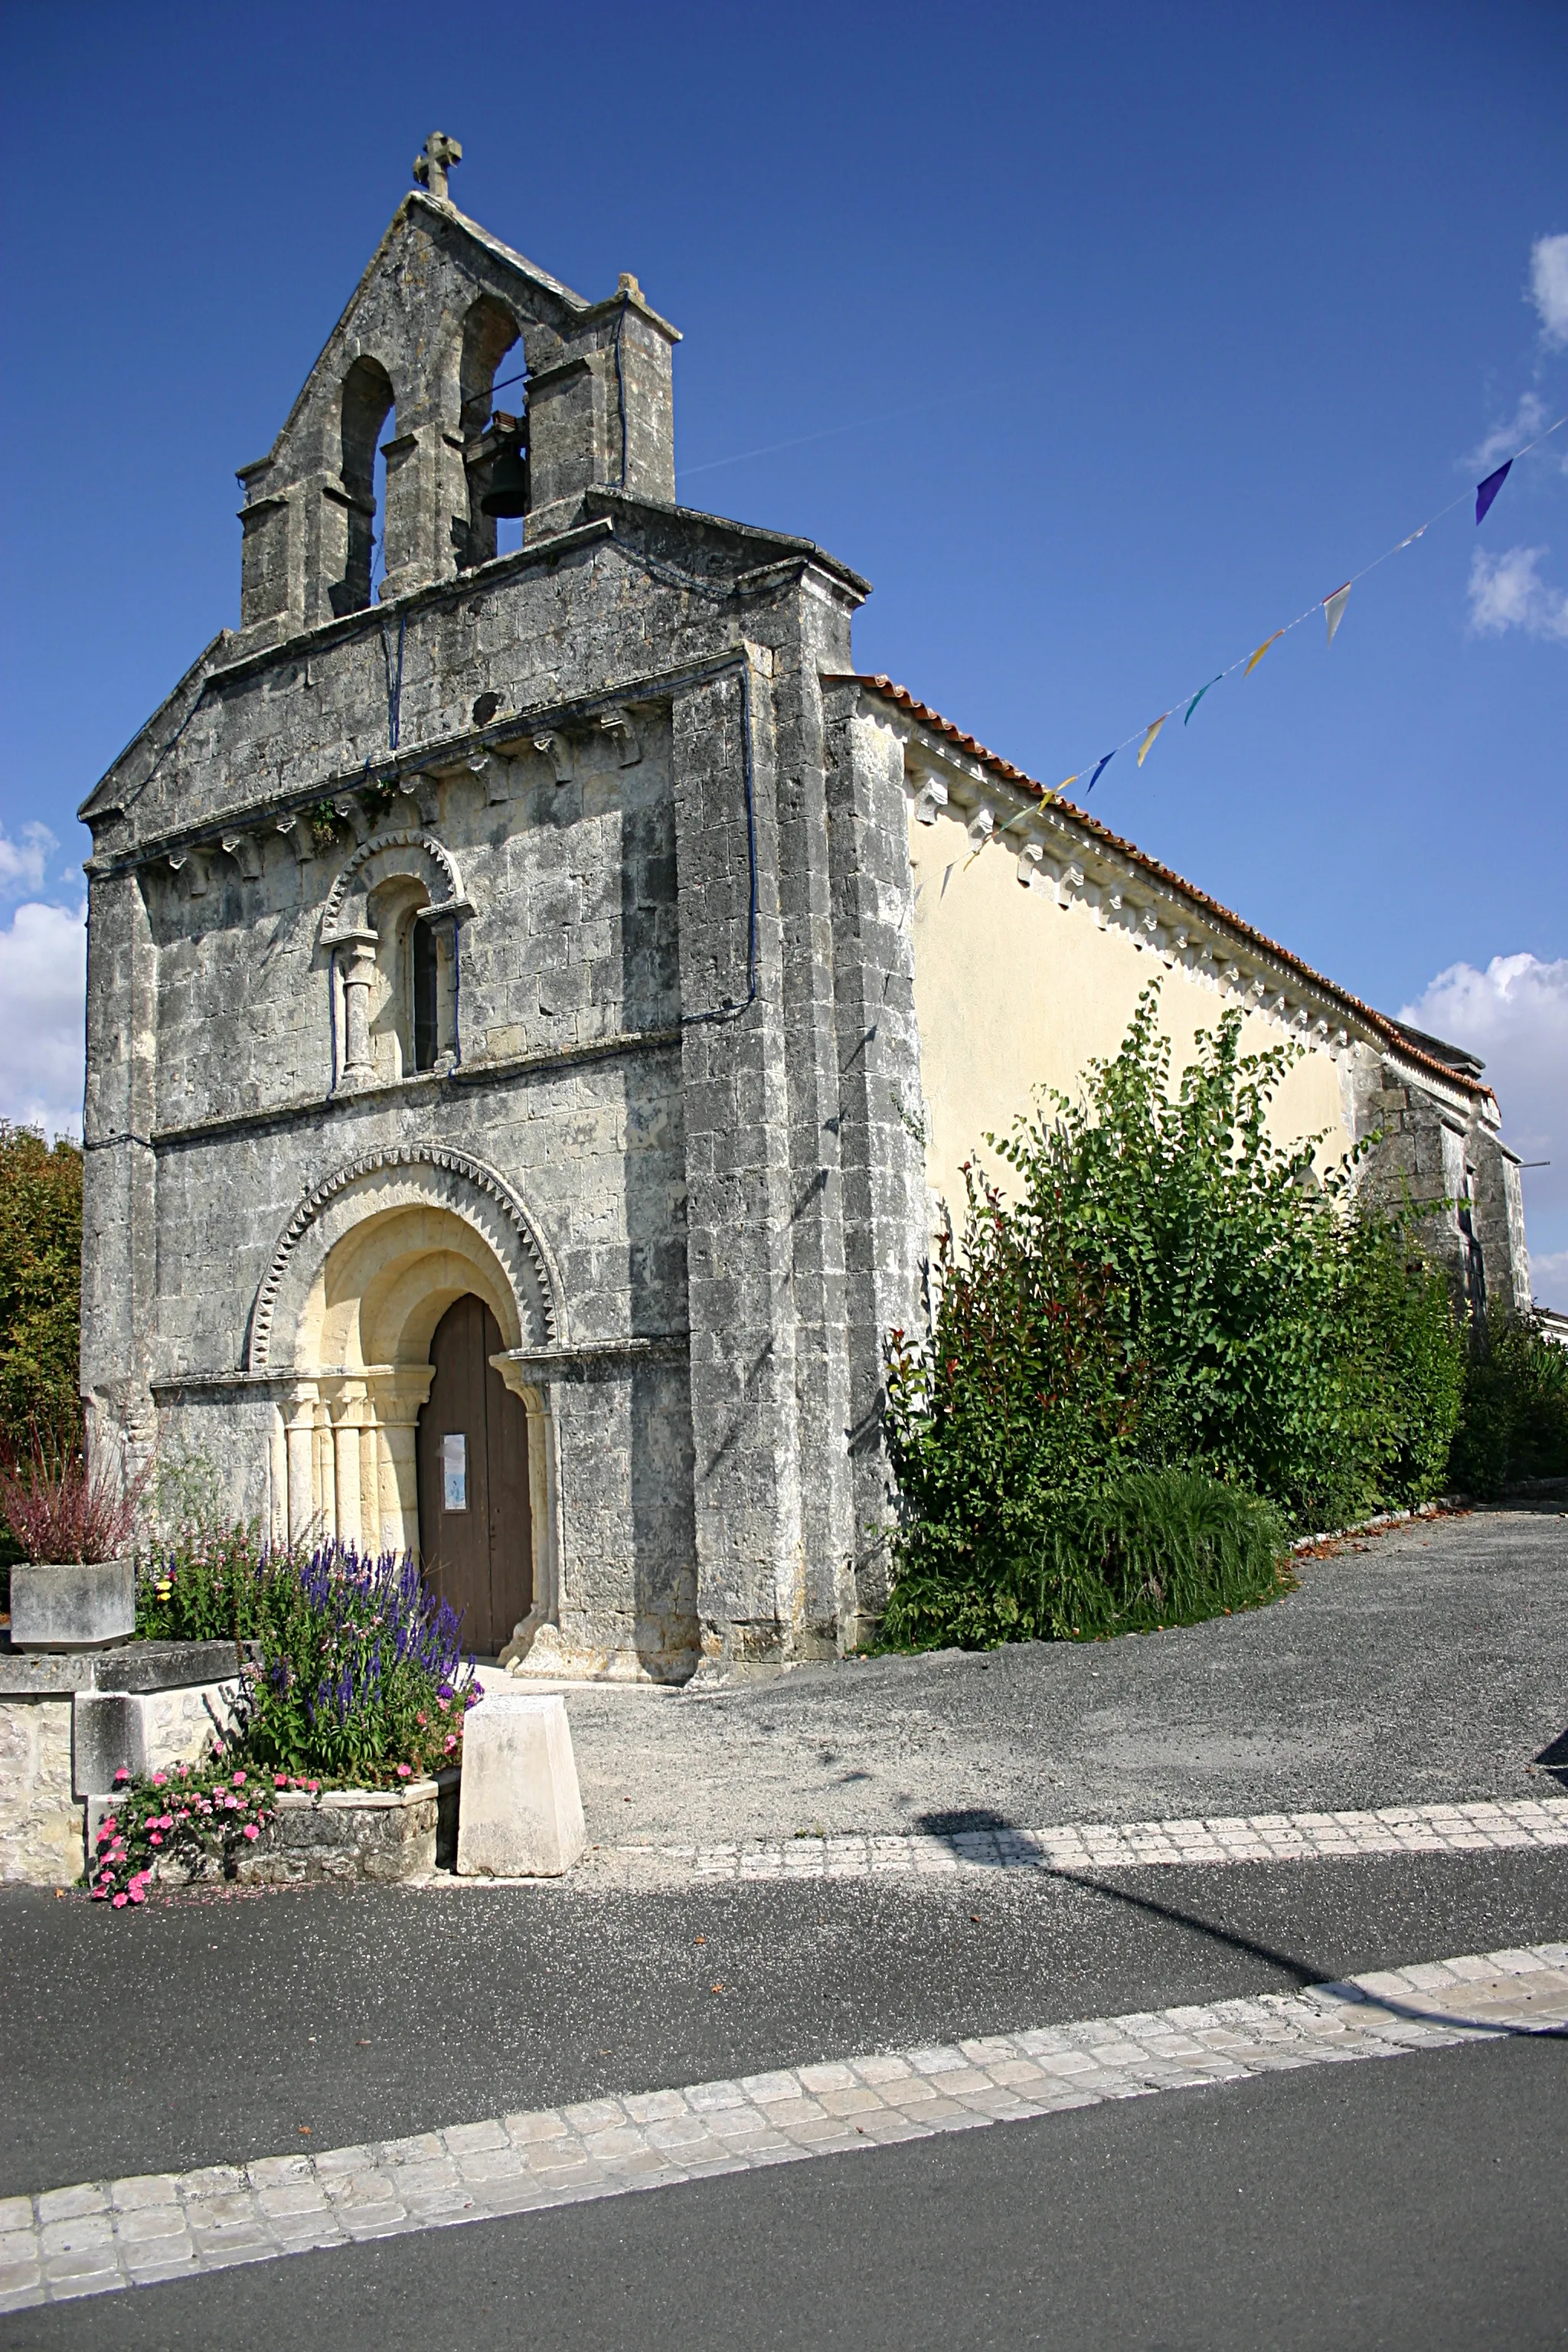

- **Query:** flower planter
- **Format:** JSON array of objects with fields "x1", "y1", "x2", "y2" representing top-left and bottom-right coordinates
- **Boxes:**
[
  {"x1": 8, "y1": 1557, "x2": 135, "y2": 1651},
  {"x1": 225, "y1": 1769, "x2": 462, "y2": 1886}
]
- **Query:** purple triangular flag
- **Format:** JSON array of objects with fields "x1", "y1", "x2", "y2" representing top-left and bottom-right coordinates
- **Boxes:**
[{"x1": 1475, "y1": 460, "x2": 1512, "y2": 525}]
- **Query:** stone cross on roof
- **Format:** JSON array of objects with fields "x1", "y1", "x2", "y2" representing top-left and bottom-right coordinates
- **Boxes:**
[{"x1": 413, "y1": 132, "x2": 462, "y2": 203}]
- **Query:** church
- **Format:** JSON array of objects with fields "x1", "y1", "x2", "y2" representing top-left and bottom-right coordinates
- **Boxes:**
[{"x1": 78, "y1": 138, "x2": 1532, "y2": 1678}]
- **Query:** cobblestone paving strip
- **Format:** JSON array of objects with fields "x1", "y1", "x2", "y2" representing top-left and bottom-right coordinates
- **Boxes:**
[
  {"x1": 639, "y1": 1795, "x2": 1568, "y2": 1882},
  {"x1": 4, "y1": 1943, "x2": 1565, "y2": 2313}
]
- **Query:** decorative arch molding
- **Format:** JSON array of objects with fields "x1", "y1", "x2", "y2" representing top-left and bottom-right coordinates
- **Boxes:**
[
  {"x1": 320, "y1": 828, "x2": 472, "y2": 946},
  {"x1": 247, "y1": 1145, "x2": 561, "y2": 1373}
]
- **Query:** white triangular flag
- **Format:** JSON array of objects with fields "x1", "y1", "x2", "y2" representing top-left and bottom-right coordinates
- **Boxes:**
[{"x1": 1324, "y1": 582, "x2": 1351, "y2": 645}]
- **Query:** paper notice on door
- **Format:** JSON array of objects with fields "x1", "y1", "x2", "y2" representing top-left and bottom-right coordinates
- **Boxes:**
[{"x1": 442, "y1": 1432, "x2": 468, "y2": 1511}]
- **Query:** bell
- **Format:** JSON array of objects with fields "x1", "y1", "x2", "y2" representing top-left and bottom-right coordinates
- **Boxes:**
[{"x1": 481, "y1": 439, "x2": 529, "y2": 518}]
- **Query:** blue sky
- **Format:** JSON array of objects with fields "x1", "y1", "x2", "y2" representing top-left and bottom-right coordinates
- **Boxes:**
[{"x1": 1, "y1": 1, "x2": 1564, "y2": 1284}]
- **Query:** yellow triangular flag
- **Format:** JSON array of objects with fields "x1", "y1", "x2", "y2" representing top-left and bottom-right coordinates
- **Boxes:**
[
  {"x1": 1136, "y1": 715, "x2": 1168, "y2": 768},
  {"x1": 1245, "y1": 629, "x2": 1285, "y2": 675}
]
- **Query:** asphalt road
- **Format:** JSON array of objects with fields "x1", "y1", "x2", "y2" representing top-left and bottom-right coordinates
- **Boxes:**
[
  {"x1": 11, "y1": 2033, "x2": 1565, "y2": 2352},
  {"x1": 4, "y1": 1500, "x2": 1565, "y2": 2347},
  {"x1": 5, "y1": 1842, "x2": 1567, "y2": 2347}
]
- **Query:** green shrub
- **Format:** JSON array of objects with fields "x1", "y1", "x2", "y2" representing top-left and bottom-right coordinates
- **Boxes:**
[
  {"x1": 881, "y1": 1465, "x2": 1290, "y2": 1649},
  {"x1": 880, "y1": 986, "x2": 1466, "y2": 1647},
  {"x1": 1449, "y1": 1312, "x2": 1568, "y2": 1496},
  {"x1": 136, "y1": 1524, "x2": 280, "y2": 1643}
]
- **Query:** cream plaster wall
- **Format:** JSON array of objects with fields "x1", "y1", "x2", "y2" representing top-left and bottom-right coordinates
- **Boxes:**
[{"x1": 908, "y1": 801, "x2": 1355, "y2": 1220}]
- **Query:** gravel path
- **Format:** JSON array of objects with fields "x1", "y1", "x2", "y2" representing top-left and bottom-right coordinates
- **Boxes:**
[{"x1": 521, "y1": 1502, "x2": 1568, "y2": 1847}]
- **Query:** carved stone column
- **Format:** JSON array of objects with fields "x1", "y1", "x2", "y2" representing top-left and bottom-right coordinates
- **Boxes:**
[
  {"x1": 365, "y1": 1367, "x2": 433, "y2": 1560},
  {"x1": 284, "y1": 1383, "x2": 320, "y2": 1547},
  {"x1": 336, "y1": 929, "x2": 380, "y2": 1090},
  {"x1": 328, "y1": 1380, "x2": 368, "y2": 1550}
]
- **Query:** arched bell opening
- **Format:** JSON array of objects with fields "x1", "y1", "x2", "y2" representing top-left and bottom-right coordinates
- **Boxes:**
[
  {"x1": 331, "y1": 355, "x2": 395, "y2": 616},
  {"x1": 456, "y1": 295, "x2": 525, "y2": 566}
]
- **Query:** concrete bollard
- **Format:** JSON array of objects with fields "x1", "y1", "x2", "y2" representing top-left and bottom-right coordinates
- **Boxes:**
[{"x1": 456, "y1": 1692, "x2": 586, "y2": 1878}]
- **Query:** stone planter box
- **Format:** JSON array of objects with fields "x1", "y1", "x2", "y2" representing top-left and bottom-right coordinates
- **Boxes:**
[
  {"x1": 230, "y1": 1770, "x2": 461, "y2": 1886},
  {"x1": 8, "y1": 1557, "x2": 135, "y2": 1651}
]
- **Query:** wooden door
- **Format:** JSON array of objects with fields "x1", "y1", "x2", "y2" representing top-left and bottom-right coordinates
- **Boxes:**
[{"x1": 415, "y1": 1295, "x2": 533, "y2": 1656}]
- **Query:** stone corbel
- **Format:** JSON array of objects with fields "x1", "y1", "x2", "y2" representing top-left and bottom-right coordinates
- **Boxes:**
[
  {"x1": 532, "y1": 732, "x2": 574, "y2": 786},
  {"x1": 965, "y1": 806, "x2": 995, "y2": 851},
  {"x1": 221, "y1": 831, "x2": 263, "y2": 880},
  {"x1": 1015, "y1": 842, "x2": 1044, "y2": 887},
  {"x1": 467, "y1": 750, "x2": 513, "y2": 805},
  {"x1": 913, "y1": 775, "x2": 948, "y2": 827},
  {"x1": 276, "y1": 815, "x2": 315, "y2": 864},
  {"x1": 168, "y1": 847, "x2": 212, "y2": 898},
  {"x1": 332, "y1": 792, "x2": 374, "y2": 844},
  {"x1": 399, "y1": 771, "x2": 443, "y2": 826},
  {"x1": 598, "y1": 707, "x2": 641, "y2": 767}
]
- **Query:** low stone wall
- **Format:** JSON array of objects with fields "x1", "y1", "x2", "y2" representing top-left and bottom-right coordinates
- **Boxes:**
[
  {"x1": 231, "y1": 1772, "x2": 459, "y2": 1885},
  {"x1": 0, "y1": 1667, "x2": 86, "y2": 1886},
  {"x1": 0, "y1": 1642, "x2": 249, "y2": 1888}
]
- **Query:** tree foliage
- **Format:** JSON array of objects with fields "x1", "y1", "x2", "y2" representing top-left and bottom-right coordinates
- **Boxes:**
[
  {"x1": 881, "y1": 988, "x2": 1465, "y2": 1648},
  {"x1": 1449, "y1": 1311, "x2": 1568, "y2": 1495},
  {"x1": 0, "y1": 1122, "x2": 83, "y2": 1450}
]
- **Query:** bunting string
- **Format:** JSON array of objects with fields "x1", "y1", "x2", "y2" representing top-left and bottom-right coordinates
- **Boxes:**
[{"x1": 1043, "y1": 408, "x2": 1568, "y2": 802}]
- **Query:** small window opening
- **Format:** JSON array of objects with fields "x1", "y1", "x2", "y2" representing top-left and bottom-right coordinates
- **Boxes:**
[{"x1": 413, "y1": 919, "x2": 439, "y2": 1072}]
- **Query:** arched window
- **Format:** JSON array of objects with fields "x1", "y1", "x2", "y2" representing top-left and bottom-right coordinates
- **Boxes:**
[
  {"x1": 332, "y1": 356, "x2": 394, "y2": 616},
  {"x1": 457, "y1": 297, "x2": 525, "y2": 566}
]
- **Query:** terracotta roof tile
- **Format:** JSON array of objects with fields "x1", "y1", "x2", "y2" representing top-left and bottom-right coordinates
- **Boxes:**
[{"x1": 827, "y1": 673, "x2": 1493, "y2": 1107}]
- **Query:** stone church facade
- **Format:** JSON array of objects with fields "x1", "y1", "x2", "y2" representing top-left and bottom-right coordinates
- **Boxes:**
[{"x1": 79, "y1": 142, "x2": 1532, "y2": 1678}]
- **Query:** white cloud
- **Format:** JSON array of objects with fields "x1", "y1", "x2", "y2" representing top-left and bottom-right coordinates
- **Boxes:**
[
  {"x1": 1470, "y1": 391, "x2": 1547, "y2": 475},
  {"x1": 1400, "y1": 954, "x2": 1568, "y2": 1308},
  {"x1": 1530, "y1": 232, "x2": 1568, "y2": 348},
  {"x1": 0, "y1": 900, "x2": 86, "y2": 1141},
  {"x1": 0, "y1": 823, "x2": 57, "y2": 900},
  {"x1": 1467, "y1": 545, "x2": 1568, "y2": 643}
]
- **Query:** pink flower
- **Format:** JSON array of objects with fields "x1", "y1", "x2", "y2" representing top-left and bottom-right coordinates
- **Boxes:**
[
  {"x1": 112, "y1": 1892, "x2": 128, "y2": 1908},
  {"x1": 152, "y1": 1772, "x2": 167, "y2": 1788},
  {"x1": 232, "y1": 1772, "x2": 247, "y2": 1786},
  {"x1": 275, "y1": 1774, "x2": 288, "y2": 1788},
  {"x1": 307, "y1": 1780, "x2": 319, "y2": 1794},
  {"x1": 149, "y1": 1832, "x2": 162, "y2": 1847},
  {"x1": 113, "y1": 1767, "x2": 129, "y2": 1785},
  {"x1": 224, "y1": 1794, "x2": 239, "y2": 1810},
  {"x1": 243, "y1": 1823, "x2": 260, "y2": 1841},
  {"x1": 443, "y1": 1733, "x2": 456, "y2": 1752},
  {"x1": 128, "y1": 1886, "x2": 145, "y2": 1905},
  {"x1": 396, "y1": 1763, "x2": 411, "y2": 1779}
]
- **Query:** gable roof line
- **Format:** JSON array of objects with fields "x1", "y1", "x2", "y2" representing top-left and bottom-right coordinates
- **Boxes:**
[{"x1": 830, "y1": 671, "x2": 1494, "y2": 1110}]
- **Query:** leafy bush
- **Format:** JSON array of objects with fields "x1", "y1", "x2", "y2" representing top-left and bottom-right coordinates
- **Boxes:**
[
  {"x1": 882, "y1": 1465, "x2": 1290, "y2": 1649},
  {"x1": 1449, "y1": 1312, "x2": 1568, "y2": 1496},
  {"x1": 136, "y1": 1524, "x2": 282, "y2": 1642},
  {"x1": 881, "y1": 987, "x2": 1465, "y2": 1647}
]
